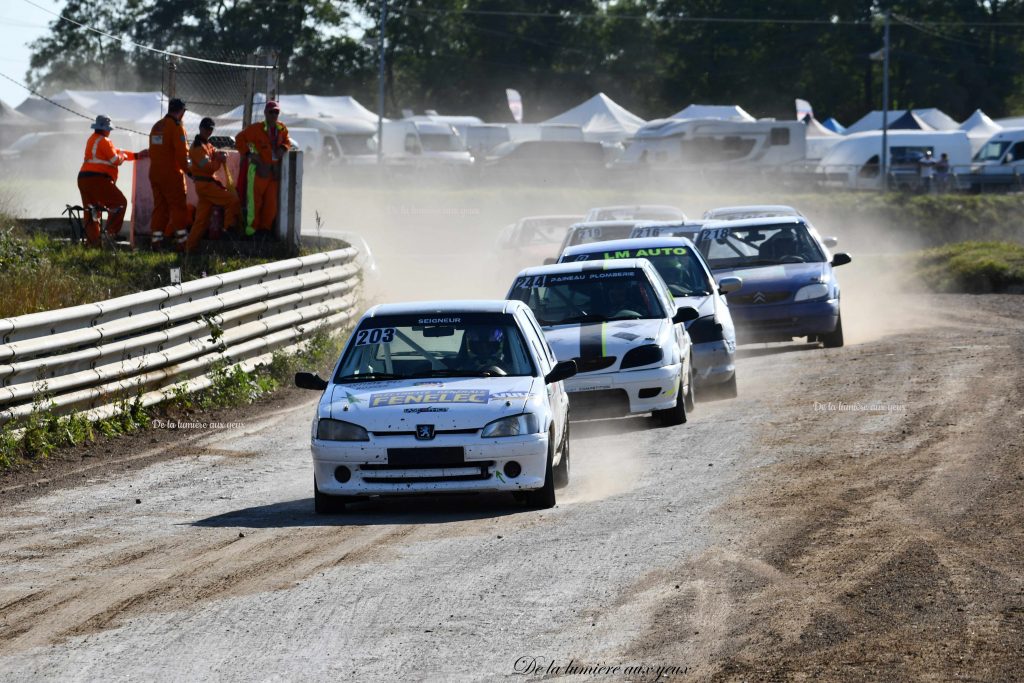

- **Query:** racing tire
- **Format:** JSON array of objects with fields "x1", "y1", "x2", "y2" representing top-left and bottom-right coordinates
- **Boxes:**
[
  {"x1": 314, "y1": 479, "x2": 348, "y2": 515},
  {"x1": 524, "y1": 437, "x2": 557, "y2": 509},
  {"x1": 820, "y1": 313, "x2": 845, "y2": 348},
  {"x1": 653, "y1": 375, "x2": 687, "y2": 427},
  {"x1": 552, "y1": 421, "x2": 570, "y2": 490},
  {"x1": 684, "y1": 360, "x2": 696, "y2": 412}
]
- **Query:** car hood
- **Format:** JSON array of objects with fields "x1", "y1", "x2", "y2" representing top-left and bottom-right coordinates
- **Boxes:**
[
  {"x1": 543, "y1": 319, "x2": 665, "y2": 373},
  {"x1": 321, "y1": 376, "x2": 536, "y2": 431},
  {"x1": 714, "y1": 262, "x2": 829, "y2": 294}
]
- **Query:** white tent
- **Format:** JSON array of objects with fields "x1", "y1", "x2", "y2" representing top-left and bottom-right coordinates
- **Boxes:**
[
  {"x1": 0, "y1": 99, "x2": 36, "y2": 127},
  {"x1": 217, "y1": 94, "x2": 381, "y2": 124},
  {"x1": 845, "y1": 108, "x2": 959, "y2": 134},
  {"x1": 959, "y1": 109, "x2": 1003, "y2": 153},
  {"x1": 543, "y1": 93, "x2": 646, "y2": 142},
  {"x1": 669, "y1": 104, "x2": 755, "y2": 121},
  {"x1": 959, "y1": 109, "x2": 1001, "y2": 136},
  {"x1": 804, "y1": 116, "x2": 839, "y2": 138},
  {"x1": 16, "y1": 90, "x2": 205, "y2": 129}
]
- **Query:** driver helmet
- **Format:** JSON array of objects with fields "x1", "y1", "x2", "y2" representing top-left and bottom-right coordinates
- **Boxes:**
[
  {"x1": 661, "y1": 258, "x2": 685, "y2": 284},
  {"x1": 465, "y1": 326, "x2": 504, "y2": 358}
]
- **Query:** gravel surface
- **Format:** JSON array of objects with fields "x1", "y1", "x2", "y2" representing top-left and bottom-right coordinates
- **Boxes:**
[{"x1": 1, "y1": 291, "x2": 1021, "y2": 682}]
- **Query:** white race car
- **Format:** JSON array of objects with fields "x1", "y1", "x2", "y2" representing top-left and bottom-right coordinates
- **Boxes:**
[
  {"x1": 558, "y1": 237, "x2": 742, "y2": 398},
  {"x1": 296, "y1": 300, "x2": 577, "y2": 513},
  {"x1": 506, "y1": 259, "x2": 699, "y2": 425}
]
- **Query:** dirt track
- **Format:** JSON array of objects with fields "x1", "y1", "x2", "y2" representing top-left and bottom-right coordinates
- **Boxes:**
[{"x1": 1, "y1": 292, "x2": 1022, "y2": 681}]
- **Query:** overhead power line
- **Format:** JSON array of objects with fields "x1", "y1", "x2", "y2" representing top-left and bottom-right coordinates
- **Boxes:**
[{"x1": 20, "y1": 0, "x2": 275, "y2": 69}]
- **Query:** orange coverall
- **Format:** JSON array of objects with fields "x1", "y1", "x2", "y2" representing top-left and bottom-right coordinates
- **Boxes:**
[
  {"x1": 77, "y1": 132, "x2": 136, "y2": 245},
  {"x1": 185, "y1": 139, "x2": 240, "y2": 253},
  {"x1": 148, "y1": 114, "x2": 190, "y2": 246},
  {"x1": 235, "y1": 121, "x2": 291, "y2": 234}
]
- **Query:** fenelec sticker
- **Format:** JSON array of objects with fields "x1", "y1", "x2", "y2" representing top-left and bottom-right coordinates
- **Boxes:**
[
  {"x1": 354, "y1": 328, "x2": 396, "y2": 345},
  {"x1": 369, "y1": 389, "x2": 489, "y2": 407}
]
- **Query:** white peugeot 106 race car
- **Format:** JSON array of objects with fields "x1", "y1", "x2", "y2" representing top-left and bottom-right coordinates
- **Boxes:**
[
  {"x1": 295, "y1": 300, "x2": 577, "y2": 513},
  {"x1": 505, "y1": 259, "x2": 699, "y2": 426}
]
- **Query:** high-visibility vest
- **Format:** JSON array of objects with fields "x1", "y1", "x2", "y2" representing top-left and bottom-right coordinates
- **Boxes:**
[
  {"x1": 149, "y1": 115, "x2": 189, "y2": 176},
  {"x1": 80, "y1": 132, "x2": 135, "y2": 180}
]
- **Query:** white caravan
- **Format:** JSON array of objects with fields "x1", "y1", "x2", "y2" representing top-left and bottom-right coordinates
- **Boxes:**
[{"x1": 617, "y1": 119, "x2": 807, "y2": 168}]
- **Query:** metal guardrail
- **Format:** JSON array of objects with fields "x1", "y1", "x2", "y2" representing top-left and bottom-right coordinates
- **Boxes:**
[{"x1": 0, "y1": 248, "x2": 361, "y2": 427}]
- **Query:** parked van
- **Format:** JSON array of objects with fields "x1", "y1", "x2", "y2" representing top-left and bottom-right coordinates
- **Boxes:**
[
  {"x1": 617, "y1": 119, "x2": 807, "y2": 169},
  {"x1": 816, "y1": 130, "x2": 972, "y2": 190},
  {"x1": 969, "y1": 128, "x2": 1024, "y2": 188},
  {"x1": 379, "y1": 120, "x2": 473, "y2": 168}
]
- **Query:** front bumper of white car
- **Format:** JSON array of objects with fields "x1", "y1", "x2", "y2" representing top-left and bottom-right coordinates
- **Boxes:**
[
  {"x1": 565, "y1": 361, "x2": 682, "y2": 417},
  {"x1": 311, "y1": 431, "x2": 549, "y2": 496}
]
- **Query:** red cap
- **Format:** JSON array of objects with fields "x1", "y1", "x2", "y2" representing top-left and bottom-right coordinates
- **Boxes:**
[{"x1": 264, "y1": 100, "x2": 281, "y2": 112}]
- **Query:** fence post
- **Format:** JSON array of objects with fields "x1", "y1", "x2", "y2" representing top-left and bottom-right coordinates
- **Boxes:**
[
  {"x1": 167, "y1": 57, "x2": 178, "y2": 101},
  {"x1": 242, "y1": 53, "x2": 258, "y2": 128}
]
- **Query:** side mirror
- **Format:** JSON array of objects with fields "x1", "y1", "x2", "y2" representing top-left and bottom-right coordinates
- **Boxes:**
[
  {"x1": 545, "y1": 360, "x2": 577, "y2": 385},
  {"x1": 822, "y1": 236, "x2": 839, "y2": 248},
  {"x1": 831, "y1": 253, "x2": 852, "y2": 267},
  {"x1": 717, "y1": 276, "x2": 742, "y2": 295},
  {"x1": 295, "y1": 372, "x2": 329, "y2": 391},
  {"x1": 543, "y1": 257, "x2": 557, "y2": 265},
  {"x1": 672, "y1": 306, "x2": 700, "y2": 324}
]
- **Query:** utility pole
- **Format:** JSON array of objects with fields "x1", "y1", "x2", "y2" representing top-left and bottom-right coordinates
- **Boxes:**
[
  {"x1": 881, "y1": 10, "x2": 891, "y2": 192},
  {"x1": 377, "y1": 0, "x2": 387, "y2": 166}
]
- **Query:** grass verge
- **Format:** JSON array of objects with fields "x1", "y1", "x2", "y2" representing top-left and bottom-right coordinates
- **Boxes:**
[
  {"x1": 912, "y1": 241, "x2": 1024, "y2": 294},
  {"x1": 0, "y1": 326, "x2": 347, "y2": 474}
]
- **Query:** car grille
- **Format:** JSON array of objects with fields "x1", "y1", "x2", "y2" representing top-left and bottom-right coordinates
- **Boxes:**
[
  {"x1": 363, "y1": 451, "x2": 493, "y2": 484},
  {"x1": 573, "y1": 355, "x2": 617, "y2": 373},
  {"x1": 568, "y1": 389, "x2": 630, "y2": 418},
  {"x1": 370, "y1": 428, "x2": 479, "y2": 437},
  {"x1": 730, "y1": 291, "x2": 790, "y2": 305}
]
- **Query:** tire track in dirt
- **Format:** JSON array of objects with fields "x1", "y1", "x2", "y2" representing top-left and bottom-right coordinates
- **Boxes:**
[
  {"x1": 0, "y1": 523, "x2": 416, "y2": 655},
  {"x1": 622, "y1": 294, "x2": 1024, "y2": 681}
]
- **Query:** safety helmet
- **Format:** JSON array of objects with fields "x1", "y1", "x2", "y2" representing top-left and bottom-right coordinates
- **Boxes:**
[
  {"x1": 90, "y1": 115, "x2": 112, "y2": 131},
  {"x1": 465, "y1": 326, "x2": 503, "y2": 356}
]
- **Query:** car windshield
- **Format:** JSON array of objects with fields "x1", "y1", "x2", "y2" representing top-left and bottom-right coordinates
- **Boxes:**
[
  {"x1": 593, "y1": 207, "x2": 683, "y2": 221},
  {"x1": 564, "y1": 245, "x2": 713, "y2": 297},
  {"x1": 630, "y1": 224, "x2": 701, "y2": 240},
  {"x1": 335, "y1": 313, "x2": 535, "y2": 381},
  {"x1": 973, "y1": 140, "x2": 1011, "y2": 162},
  {"x1": 696, "y1": 223, "x2": 826, "y2": 269},
  {"x1": 567, "y1": 224, "x2": 636, "y2": 247},
  {"x1": 508, "y1": 268, "x2": 665, "y2": 326}
]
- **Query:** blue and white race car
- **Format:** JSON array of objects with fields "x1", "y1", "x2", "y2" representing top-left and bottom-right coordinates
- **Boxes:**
[
  {"x1": 295, "y1": 300, "x2": 577, "y2": 512},
  {"x1": 695, "y1": 217, "x2": 852, "y2": 346},
  {"x1": 506, "y1": 259, "x2": 699, "y2": 425},
  {"x1": 557, "y1": 237, "x2": 742, "y2": 398}
]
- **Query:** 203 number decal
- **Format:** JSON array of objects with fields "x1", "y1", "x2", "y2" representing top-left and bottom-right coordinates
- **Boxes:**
[{"x1": 354, "y1": 328, "x2": 396, "y2": 345}]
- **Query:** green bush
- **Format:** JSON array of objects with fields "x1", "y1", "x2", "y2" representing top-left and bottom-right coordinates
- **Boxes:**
[{"x1": 912, "y1": 241, "x2": 1024, "y2": 293}]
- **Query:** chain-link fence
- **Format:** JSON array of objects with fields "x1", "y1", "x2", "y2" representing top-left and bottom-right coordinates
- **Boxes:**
[{"x1": 160, "y1": 50, "x2": 279, "y2": 124}]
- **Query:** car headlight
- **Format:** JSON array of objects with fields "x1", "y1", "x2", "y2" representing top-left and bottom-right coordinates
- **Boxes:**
[
  {"x1": 317, "y1": 418, "x2": 369, "y2": 441},
  {"x1": 620, "y1": 344, "x2": 664, "y2": 369},
  {"x1": 481, "y1": 413, "x2": 540, "y2": 438},
  {"x1": 794, "y1": 283, "x2": 830, "y2": 301}
]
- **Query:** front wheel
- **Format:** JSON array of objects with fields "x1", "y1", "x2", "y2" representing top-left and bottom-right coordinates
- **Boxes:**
[
  {"x1": 552, "y1": 421, "x2": 570, "y2": 489},
  {"x1": 653, "y1": 374, "x2": 687, "y2": 427},
  {"x1": 313, "y1": 478, "x2": 348, "y2": 515},
  {"x1": 820, "y1": 313, "x2": 844, "y2": 348},
  {"x1": 523, "y1": 438, "x2": 557, "y2": 508}
]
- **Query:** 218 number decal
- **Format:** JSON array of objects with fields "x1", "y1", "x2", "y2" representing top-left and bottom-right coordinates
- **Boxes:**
[{"x1": 354, "y1": 328, "x2": 396, "y2": 345}]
